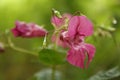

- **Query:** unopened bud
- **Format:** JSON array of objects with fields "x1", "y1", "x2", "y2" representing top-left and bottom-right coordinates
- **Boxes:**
[{"x1": 52, "y1": 8, "x2": 62, "y2": 18}]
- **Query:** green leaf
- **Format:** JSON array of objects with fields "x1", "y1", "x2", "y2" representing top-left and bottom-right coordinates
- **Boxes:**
[
  {"x1": 88, "y1": 66, "x2": 120, "y2": 80},
  {"x1": 33, "y1": 68, "x2": 62, "y2": 80},
  {"x1": 39, "y1": 48, "x2": 64, "y2": 65}
]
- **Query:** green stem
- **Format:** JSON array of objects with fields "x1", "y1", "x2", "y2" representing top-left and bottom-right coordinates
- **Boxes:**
[
  {"x1": 51, "y1": 65, "x2": 56, "y2": 80},
  {"x1": 42, "y1": 35, "x2": 47, "y2": 48},
  {"x1": 7, "y1": 36, "x2": 38, "y2": 56}
]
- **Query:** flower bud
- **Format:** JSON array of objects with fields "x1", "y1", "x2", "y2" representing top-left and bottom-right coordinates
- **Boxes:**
[{"x1": 11, "y1": 21, "x2": 48, "y2": 38}]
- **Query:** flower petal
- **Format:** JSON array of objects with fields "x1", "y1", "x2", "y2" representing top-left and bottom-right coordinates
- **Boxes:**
[
  {"x1": 63, "y1": 13, "x2": 72, "y2": 20},
  {"x1": 67, "y1": 48, "x2": 86, "y2": 68},
  {"x1": 51, "y1": 14, "x2": 72, "y2": 28},
  {"x1": 51, "y1": 34, "x2": 67, "y2": 48},
  {"x1": 84, "y1": 43, "x2": 96, "y2": 67},
  {"x1": 11, "y1": 27, "x2": 21, "y2": 37},
  {"x1": 31, "y1": 25, "x2": 48, "y2": 37},
  {"x1": 68, "y1": 16, "x2": 79, "y2": 39},
  {"x1": 78, "y1": 16, "x2": 93, "y2": 36},
  {"x1": 52, "y1": 30, "x2": 69, "y2": 48},
  {"x1": 16, "y1": 21, "x2": 31, "y2": 33},
  {"x1": 51, "y1": 16, "x2": 64, "y2": 27}
]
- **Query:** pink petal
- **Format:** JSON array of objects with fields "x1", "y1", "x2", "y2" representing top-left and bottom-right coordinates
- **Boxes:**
[
  {"x1": 51, "y1": 34, "x2": 67, "y2": 48},
  {"x1": 51, "y1": 16, "x2": 64, "y2": 27},
  {"x1": 78, "y1": 16, "x2": 93, "y2": 36},
  {"x1": 84, "y1": 43, "x2": 96, "y2": 68},
  {"x1": 11, "y1": 28, "x2": 21, "y2": 37},
  {"x1": 51, "y1": 13, "x2": 72, "y2": 28},
  {"x1": 31, "y1": 25, "x2": 48, "y2": 37},
  {"x1": 63, "y1": 13, "x2": 72, "y2": 20},
  {"x1": 67, "y1": 48, "x2": 86, "y2": 68},
  {"x1": 16, "y1": 21, "x2": 31, "y2": 33},
  {"x1": 68, "y1": 16, "x2": 79, "y2": 39}
]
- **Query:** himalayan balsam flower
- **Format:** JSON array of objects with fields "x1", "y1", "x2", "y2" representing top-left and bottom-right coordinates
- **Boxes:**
[
  {"x1": 52, "y1": 14, "x2": 96, "y2": 68},
  {"x1": 12, "y1": 21, "x2": 48, "y2": 38}
]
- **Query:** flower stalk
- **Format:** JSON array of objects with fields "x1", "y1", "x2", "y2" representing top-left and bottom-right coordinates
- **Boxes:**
[{"x1": 7, "y1": 36, "x2": 38, "y2": 56}]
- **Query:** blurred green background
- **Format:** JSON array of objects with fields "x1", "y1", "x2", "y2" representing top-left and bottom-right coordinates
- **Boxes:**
[{"x1": 0, "y1": 0, "x2": 120, "y2": 80}]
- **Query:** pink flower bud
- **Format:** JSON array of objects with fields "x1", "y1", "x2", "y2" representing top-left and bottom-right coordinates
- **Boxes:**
[{"x1": 11, "y1": 21, "x2": 48, "y2": 38}]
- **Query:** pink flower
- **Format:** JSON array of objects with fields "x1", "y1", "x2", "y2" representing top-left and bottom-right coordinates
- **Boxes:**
[
  {"x1": 12, "y1": 21, "x2": 48, "y2": 38},
  {"x1": 59, "y1": 15, "x2": 96, "y2": 68}
]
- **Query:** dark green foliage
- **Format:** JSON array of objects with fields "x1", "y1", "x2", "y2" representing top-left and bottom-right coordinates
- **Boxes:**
[
  {"x1": 39, "y1": 49, "x2": 64, "y2": 65},
  {"x1": 88, "y1": 67, "x2": 120, "y2": 80}
]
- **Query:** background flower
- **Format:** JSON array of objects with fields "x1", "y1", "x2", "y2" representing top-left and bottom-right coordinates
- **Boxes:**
[{"x1": 12, "y1": 21, "x2": 48, "y2": 38}]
